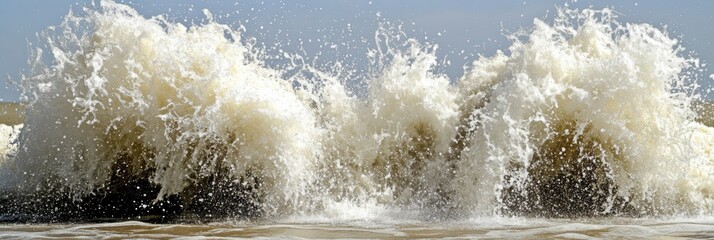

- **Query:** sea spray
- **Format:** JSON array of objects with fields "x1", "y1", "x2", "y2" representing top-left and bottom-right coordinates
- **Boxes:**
[
  {"x1": 0, "y1": 125, "x2": 20, "y2": 170},
  {"x1": 304, "y1": 27, "x2": 459, "y2": 220},
  {"x1": 0, "y1": 1, "x2": 713, "y2": 221},
  {"x1": 453, "y1": 8, "x2": 714, "y2": 215},
  {"x1": 317, "y1": 31, "x2": 459, "y2": 209},
  {"x1": 4, "y1": 0, "x2": 322, "y2": 216}
]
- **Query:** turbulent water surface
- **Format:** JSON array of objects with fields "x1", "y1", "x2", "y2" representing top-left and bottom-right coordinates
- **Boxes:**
[
  {"x1": 2, "y1": 0, "x2": 714, "y2": 238},
  {"x1": 4, "y1": 218, "x2": 714, "y2": 239}
]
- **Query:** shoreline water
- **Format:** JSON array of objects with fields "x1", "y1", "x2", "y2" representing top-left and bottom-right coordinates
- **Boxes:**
[{"x1": 2, "y1": 217, "x2": 714, "y2": 239}]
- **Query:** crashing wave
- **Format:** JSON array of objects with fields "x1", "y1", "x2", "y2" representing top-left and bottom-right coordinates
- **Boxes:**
[{"x1": 1, "y1": 2, "x2": 713, "y2": 221}]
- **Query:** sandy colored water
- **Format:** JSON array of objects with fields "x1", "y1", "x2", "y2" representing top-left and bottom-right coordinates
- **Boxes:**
[
  {"x1": 0, "y1": 102, "x2": 22, "y2": 126},
  {"x1": 696, "y1": 101, "x2": 714, "y2": 127},
  {"x1": 2, "y1": 218, "x2": 714, "y2": 239}
]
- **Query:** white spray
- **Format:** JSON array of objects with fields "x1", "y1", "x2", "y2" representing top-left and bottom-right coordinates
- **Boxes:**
[{"x1": 0, "y1": 2, "x2": 713, "y2": 219}]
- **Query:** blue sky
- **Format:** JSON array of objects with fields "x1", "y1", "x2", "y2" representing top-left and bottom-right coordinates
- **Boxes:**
[{"x1": 1, "y1": 0, "x2": 713, "y2": 101}]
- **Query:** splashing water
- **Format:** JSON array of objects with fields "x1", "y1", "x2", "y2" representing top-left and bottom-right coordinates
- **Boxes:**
[
  {"x1": 454, "y1": 8, "x2": 714, "y2": 216},
  {"x1": 1, "y1": 1, "x2": 713, "y2": 221}
]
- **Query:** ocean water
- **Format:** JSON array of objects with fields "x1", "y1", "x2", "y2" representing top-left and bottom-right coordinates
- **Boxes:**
[
  {"x1": 2, "y1": 218, "x2": 714, "y2": 239},
  {"x1": 1, "y1": 0, "x2": 714, "y2": 238}
]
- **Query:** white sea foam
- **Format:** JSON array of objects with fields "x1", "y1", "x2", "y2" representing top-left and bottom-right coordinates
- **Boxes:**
[
  {"x1": 0, "y1": 1, "x2": 713, "y2": 219},
  {"x1": 0, "y1": 124, "x2": 20, "y2": 168},
  {"x1": 453, "y1": 8, "x2": 714, "y2": 214},
  {"x1": 5, "y1": 0, "x2": 321, "y2": 214}
]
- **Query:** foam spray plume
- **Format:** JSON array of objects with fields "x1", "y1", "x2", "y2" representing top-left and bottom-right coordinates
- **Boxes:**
[{"x1": 1, "y1": 1, "x2": 713, "y2": 222}]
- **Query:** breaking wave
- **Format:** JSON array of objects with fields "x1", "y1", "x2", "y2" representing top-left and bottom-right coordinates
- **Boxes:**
[{"x1": 1, "y1": 1, "x2": 713, "y2": 221}]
